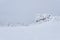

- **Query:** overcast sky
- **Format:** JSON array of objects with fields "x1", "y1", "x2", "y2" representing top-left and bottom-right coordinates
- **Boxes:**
[{"x1": 0, "y1": 0, "x2": 60, "y2": 24}]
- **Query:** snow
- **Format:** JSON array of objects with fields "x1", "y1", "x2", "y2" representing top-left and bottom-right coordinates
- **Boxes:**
[
  {"x1": 0, "y1": 16, "x2": 60, "y2": 40},
  {"x1": 0, "y1": 0, "x2": 60, "y2": 40}
]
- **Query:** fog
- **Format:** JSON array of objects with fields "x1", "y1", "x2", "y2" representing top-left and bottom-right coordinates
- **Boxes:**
[{"x1": 0, "y1": 0, "x2": 60, "y2": 25}]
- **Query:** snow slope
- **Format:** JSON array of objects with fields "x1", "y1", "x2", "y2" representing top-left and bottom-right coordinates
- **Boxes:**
[{"x1": 0, "y1": 16, "x2": 60, "y2": 40}]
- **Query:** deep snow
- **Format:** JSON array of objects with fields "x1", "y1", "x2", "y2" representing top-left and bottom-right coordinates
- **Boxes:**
[{"x1": 0, "y1": 16, "x2": 60, "y2": 40}]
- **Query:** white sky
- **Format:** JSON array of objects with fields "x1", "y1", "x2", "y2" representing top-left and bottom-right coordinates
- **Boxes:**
[{"x1": 0, "y1": 0, "x2": 60, "y2": 24}]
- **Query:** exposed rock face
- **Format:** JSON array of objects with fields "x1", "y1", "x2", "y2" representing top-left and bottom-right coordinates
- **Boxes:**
[{"x1": 34, "y1": 14, "x2": 54, "y2": 23}]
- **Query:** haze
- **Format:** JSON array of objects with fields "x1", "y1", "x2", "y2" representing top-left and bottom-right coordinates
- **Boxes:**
[{"x1": 0, "y1": 0, "x2": 60, "y2": 24}]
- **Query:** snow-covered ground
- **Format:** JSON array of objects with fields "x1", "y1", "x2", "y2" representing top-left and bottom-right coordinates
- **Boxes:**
[{"x1": 0, "y1": 16, "x2": 60, "y2": 40}]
